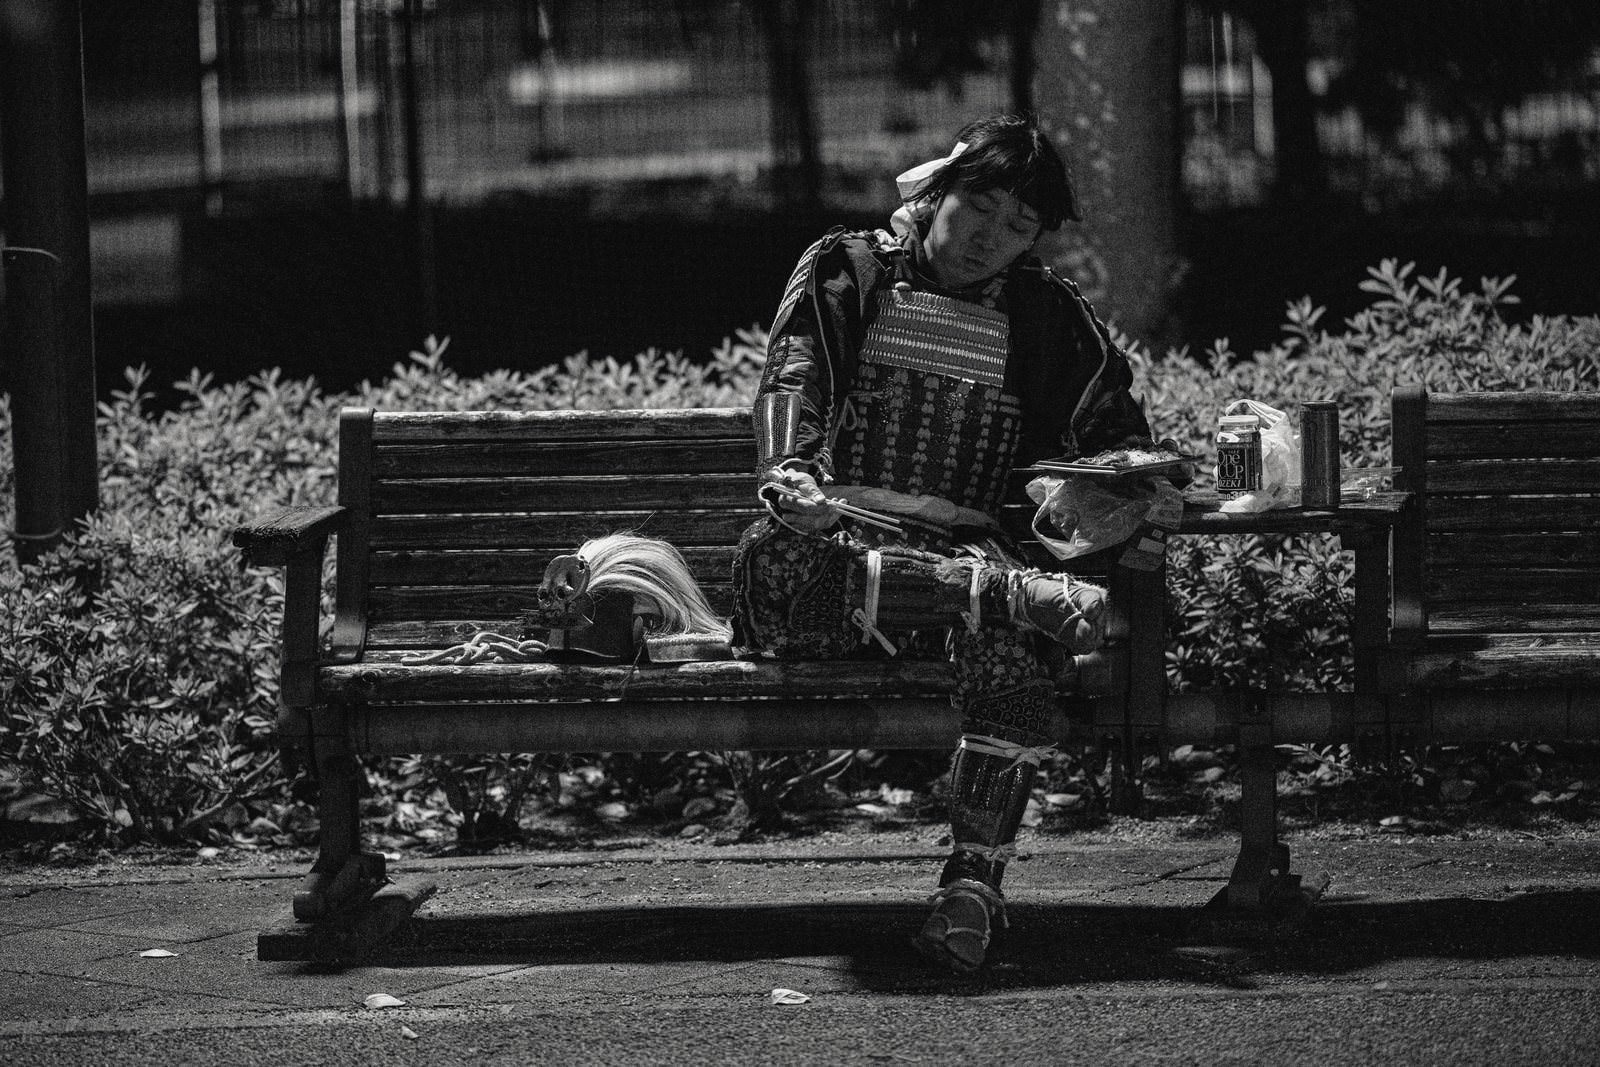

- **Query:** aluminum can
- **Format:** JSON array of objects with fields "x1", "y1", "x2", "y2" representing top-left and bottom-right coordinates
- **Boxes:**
[
  {"x1": 1299, "y1": 401, "x2": 1340, "y2": 508},
  {"x1": 1215, "y1": 414, "x2": 1262, "y2": 494}
]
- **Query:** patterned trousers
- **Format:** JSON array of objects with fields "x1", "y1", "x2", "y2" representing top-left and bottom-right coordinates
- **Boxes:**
[{"x1": 733, "y1": 516, "x2": 1060, "y2": 889}]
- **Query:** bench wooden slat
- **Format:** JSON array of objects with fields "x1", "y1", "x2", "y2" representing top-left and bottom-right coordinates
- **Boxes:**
[
  {"x1": 1427, "y1": 531, "x2": 1600, "y2": 570},
  {"x1": 369, "y1": 547, "x2": 734, "y2": 586},
  {"x1": 367, "y1": 581, "x2": 736, "y2": 622},
  {"x1": 1425, "y1": 458, "x2": 1600, "y2": 494},
  {"x1": 1425, "y1": 496, "x2": 1600, "y2": 532},
  {"x1": 369, "y1": 510, "x2": 761, "y2": 549},
  {"x1": 1407, "y1": 634, "x2": 1600, "y2": 689},
  {"x1": 321, "y1": 658, "x2": 964, "y2": 703},
  {"x1": 1429, "y1": 604, "x2": 1600, "y2": 634},
  {"x1": 349, "y1": 698, "x2": 1009, "y2": 756},
  {"x1": 1424, "y1": 420, "x2": 1600, "y2": 459},
  {"x1": 1427, "y1": 393, "x2": 1600, "y2": 422},
  {"x1": 365, "y1": 609, "x2": 736, "y2": 649},
  {"x1": 370, "y1": 408, "x2": 750, "y2": 441},
  {"x1": 367, "y1": 585, "x2": 539, "y2": 621},
  {"x1": 1427, "y1": 568, "x2": 1600, "y2": 606},
  {"x1": 370, "y1": 474, "x2": 755, "y2": 515},
  {"x1": 371, "y1": 439, "x2": 755, "y2": 478}
]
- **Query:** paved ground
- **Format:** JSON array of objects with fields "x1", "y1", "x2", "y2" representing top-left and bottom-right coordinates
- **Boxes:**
[{"x1": 2, "y1": 832, "x2": 1599, "y2": 1064}]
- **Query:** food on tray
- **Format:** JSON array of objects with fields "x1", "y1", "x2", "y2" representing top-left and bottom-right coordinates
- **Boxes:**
[
  {"x1": 1077, "y1": 446, "x2": 1187, "y2": 468},
  {"x1": 1024, "y1": 444, "x2": 1193, "y2": 477}
]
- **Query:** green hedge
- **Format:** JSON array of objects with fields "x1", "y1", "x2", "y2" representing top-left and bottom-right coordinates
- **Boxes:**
[
  {"x1": 2, "y1": 265, "x2": 1596, "y2": 842},
  {"x1": 1132, "y1": 261, "x2": 1598, "y2": 690}
]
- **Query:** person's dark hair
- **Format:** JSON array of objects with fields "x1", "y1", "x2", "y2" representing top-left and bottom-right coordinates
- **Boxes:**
[{"x1": 915, "y1": 114, "x2": 1080, "y2": 229}]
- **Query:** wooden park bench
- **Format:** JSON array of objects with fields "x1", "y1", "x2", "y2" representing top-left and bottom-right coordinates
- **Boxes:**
[
  {"x1": 233, "y1": 388, "x2": 1600, "y2": 960},
  {"x1": 1139, "y1": 387, "x2": 1600, "y2": 924},
  {"x1": 1378, "y1": 387, "x2": 1600, "y2": 731}
]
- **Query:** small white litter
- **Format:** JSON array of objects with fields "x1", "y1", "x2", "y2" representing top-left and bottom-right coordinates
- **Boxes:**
[{"x1": 770, "y1": 988, "x2": 811, "y2": 1006}]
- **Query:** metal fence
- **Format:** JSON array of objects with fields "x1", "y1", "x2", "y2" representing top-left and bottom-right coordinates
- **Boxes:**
[
  {"x1": 49, "y1": 2, "x2": 1600, "y2": 214},
  {"x1": 1179, "y1": 3, "x2": 1600, "y2": 210},
  {"x1": 72, "y1": 0, "x2": 1012, "y2": 214}
]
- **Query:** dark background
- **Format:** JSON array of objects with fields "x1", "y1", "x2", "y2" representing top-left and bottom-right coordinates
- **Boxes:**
[{"x1": 7, "y1": 0, "x2": 1600, "y2": 403}]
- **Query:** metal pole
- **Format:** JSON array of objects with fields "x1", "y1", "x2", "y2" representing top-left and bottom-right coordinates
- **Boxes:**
[
  {"x1": 197, "y1": 0, "x2": 224, "y2": 216},
  {"x1": 399, "y1": 0, "x2": 437, "y2": 339},
  {"x1": 1, "y1": 0, "x2": 100, "y2": 565},
  {"x1": 335, "y1": 0, "x2": 364, "y2": 199}
]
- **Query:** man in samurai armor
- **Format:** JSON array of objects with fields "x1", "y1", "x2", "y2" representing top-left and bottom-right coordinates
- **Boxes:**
[{"x1": 732, "y1": 114, "x2": 1161, "y2": 973}]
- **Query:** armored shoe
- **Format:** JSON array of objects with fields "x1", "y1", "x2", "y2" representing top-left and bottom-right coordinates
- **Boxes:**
[
  {"x1": 1007, "y1": 570, "x2": 1107, "y2": 654},
  {"x1": 913, "y1": 878, "x2": 1007, "y2": 973}
]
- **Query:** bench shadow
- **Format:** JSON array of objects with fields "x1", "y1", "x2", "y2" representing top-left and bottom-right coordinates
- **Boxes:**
[{"x1": 375, "y1": 889, "x2": 1600, "y2": 992}]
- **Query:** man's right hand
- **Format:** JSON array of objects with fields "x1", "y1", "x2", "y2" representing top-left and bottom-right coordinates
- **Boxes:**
[{"x1": 759, "y1": 466, "x2": 841, "y2": 533}]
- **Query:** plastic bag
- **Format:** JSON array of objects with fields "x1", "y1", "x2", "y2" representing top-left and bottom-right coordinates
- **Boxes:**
[
  {"x1": 1026, "y1": 474, "x2": 1157, "y2": 560},
  {"x1": 1218, "y1": 399, "x2": 1301, "y2": 513}
]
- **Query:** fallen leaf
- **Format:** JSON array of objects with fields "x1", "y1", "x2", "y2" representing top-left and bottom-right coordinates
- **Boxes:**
[
  {"x1": 770, "y1": 987, "x2": 811, "y2": 1005},
  {"x1": 139, "y1": 949, "x2": 178, "y2": 958},
  {"x1": 400, "y1": 1025, "x2": 420, "y2": 1040},
  {"x1": 364, "y1": 993, "x2": 407, "y2": 1009},
  {"x1": 681, "y1": 797, "x2": 719, "y2": 819}
]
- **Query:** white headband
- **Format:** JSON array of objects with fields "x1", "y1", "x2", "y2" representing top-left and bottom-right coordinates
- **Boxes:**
[{"x1": 894, "y1": 141, "x2": 968, "y2": 201}]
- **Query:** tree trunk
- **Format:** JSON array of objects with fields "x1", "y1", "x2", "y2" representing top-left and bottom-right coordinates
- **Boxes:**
[
  {"x1": 753, "y1": 0, "x2": 822, "y2": 212},
  {"x1": 0, "y1": 0, "x2": 101, "y2": 564},
  {"x1": 1032, "y1": 0, "x2": 1185, "y2": 349},
  {"x1": 1008, "y1": 0, "x2": 1043, "y2": 115},
  {"x1": 1245, "y1": 0, "x2": 1324, "y2": 202}
]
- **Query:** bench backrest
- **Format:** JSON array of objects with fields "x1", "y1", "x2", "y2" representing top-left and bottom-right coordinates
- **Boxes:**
[
  {"x1": 1392, "y1": 387, "x2": 1600, "y2": 639},
  {"x1": 335, "y1": 407, "x2": 1057, "y2": 657}
]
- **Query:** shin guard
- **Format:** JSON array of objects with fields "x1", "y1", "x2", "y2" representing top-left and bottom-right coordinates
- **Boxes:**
[{"x1": 941, "y1": 680, "x2": 1058, "y2": 894}]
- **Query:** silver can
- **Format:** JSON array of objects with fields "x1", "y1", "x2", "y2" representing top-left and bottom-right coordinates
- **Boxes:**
[{"x1": 1299, "y1": 401, "x2": 1340, "y2": 508}]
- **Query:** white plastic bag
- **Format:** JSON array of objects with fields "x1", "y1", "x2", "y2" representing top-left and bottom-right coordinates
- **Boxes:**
[
  {"x1": 1218, "y1": 399, "x2": 1301, "y2": 513},
  {"x1": 1026, "y1": 474, "x2": 1157, "y2": 560}
]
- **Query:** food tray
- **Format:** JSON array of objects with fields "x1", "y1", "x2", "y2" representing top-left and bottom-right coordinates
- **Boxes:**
[{"x1": 1020, "y1": 455, "x2": 1195, "y2": 478}]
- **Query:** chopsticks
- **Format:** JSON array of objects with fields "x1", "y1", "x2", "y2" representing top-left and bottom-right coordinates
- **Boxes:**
[{"x1": 765, "y1": 483, "x2": 905, "y2": 533}]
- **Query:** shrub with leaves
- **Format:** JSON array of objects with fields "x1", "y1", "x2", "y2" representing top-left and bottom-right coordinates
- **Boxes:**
[
  {"x1": 3, "y1": 264, "x2": 1597, "y2": 845},
  {"x1": 1127, "y1": 260, "x2": 1600, "y2": 690},
  {"x1": 0, "y1": 332, "x2": 766, "y2": 844},
  {"x1": 0, "y1": 367, "x2": 339, "y2": 842}
]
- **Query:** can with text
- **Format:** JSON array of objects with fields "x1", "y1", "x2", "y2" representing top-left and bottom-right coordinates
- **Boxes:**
[
  {"x1": 1215, "y1": 414, "x2": 1262, "y2": 495},
  {"x1": 1299, "y1": 401, "x2": 1340, "y2": 508}
]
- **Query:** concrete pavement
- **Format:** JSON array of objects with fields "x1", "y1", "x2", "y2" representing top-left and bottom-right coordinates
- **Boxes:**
[{"x1": 2, "y1": 832, "x2": 1599, "y2": 1064}]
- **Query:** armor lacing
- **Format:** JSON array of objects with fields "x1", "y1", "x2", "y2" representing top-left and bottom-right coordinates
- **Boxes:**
[
  {"x1": 852, "y1": 548, "x2": 898, "y2": 655},
  {"x1": 958, "y1": 732, "x2": 1060, "y2": 774}
]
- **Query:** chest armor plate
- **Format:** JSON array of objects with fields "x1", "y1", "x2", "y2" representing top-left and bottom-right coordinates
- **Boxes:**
[{"x1": 831, "y1": 289, "x2": 1022, "y2": 515}]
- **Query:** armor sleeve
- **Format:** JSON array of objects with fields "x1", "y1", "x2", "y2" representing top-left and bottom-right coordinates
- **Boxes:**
[{"x1": 752, "y1": 234, "x2": 855, "y2": 479}]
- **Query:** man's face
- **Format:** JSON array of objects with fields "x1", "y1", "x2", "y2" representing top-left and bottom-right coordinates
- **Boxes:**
[{"x1": 922, "y1": 183, "x2": 1042, "y2": 290}]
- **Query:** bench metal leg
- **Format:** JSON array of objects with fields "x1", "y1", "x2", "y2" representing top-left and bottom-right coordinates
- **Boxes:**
[
  {"x1": 1105, "y1": 730, "x2": 1143, "y2": 816},
  {"x1": 292, "y1": 715, "x2": 387, "y2": 922},
  {"x1": 1226, "y1": 743, "x2": 1296, "y2": 907},
  {"x1": 1194, "y1": 742, "x2": 1328, "y2": 937}
]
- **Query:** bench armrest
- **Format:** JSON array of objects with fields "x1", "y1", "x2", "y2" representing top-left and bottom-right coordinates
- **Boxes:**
[
  {"x1": 233, "y1": 505, "x2": 348, "y2": 708},
  {"x1": 1387, "y1": 490, "x2": 1426, "y2": 646},
  {"x1": 233, "y1": 505, "x2": 349, "y2": 566}
]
